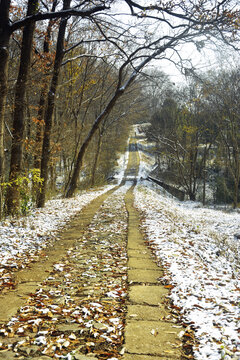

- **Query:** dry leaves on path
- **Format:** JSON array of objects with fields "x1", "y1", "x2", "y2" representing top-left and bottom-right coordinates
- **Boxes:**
[
  {"x1": 0, "y1": 187, "x2": 115, "y2": 294},
  {"x1": 0, "y1": 185, "x2": 130, "y2": 359}
]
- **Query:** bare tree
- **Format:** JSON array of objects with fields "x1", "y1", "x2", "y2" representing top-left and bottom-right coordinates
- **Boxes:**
[
  {"x1": 210, "y1": 69, "x2": 240, "y2": 207},
  {"x1": 0, "y1": 1, "x2": 11, "y2": 216},
  {"x1": 0, "y1": 1, "x2": 109, "y2": 214},
  {"x1": 5, "y1": 0, "x2": 39, "y2": 215},
  {"x1": 34, "y1": 0, "x2": 58, "y2": 171},
  {"x1": 0, "y1": 0, "x2": 239, "y2": 211},
  {"x1": 37, "y1": 0, "x2": 72, "y2": 208},
  {"x1": 65, "y1": 0, "x2": 240, "y2": 197}
]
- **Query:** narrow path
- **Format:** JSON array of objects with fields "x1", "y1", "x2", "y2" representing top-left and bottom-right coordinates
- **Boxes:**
[
  {"x1": 0, "y1": 186, "x2": 119, "y2": 323},
  {"x1": 124, "y1": 188, "x2": 183, "y2": 359},
  {"x1": 123, "y1": 138, "x2": 184, "y2": 359},
  {"x1": 0, "y1": 136, "x2": 185, "y2": 359},
  {"x1": 122, "y1": 138, "x2": 139, "y2": 184}
]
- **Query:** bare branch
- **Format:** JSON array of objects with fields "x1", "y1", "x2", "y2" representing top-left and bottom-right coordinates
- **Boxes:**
[
  {"x1": 10, "y1": 4, "x2": 109, "y2": 33},
  {"x1": 61, "y1": 53, "x2": 120, "y2": 66}
]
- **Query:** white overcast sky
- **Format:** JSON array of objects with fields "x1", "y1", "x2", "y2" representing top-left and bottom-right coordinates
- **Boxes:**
[{"x1": 111, "y1": 0, "x2": 240, "y2": 84}]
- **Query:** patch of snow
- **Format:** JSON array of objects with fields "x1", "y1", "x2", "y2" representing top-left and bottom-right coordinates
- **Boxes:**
[
  {"x1": 114, "y1": 139, "x2": 130, "y2": 184},
  {"x1": 134, "y1": 183, "x2": 240, "y2": 359},
  {"x1": 137, "y1": 142, "x2": 155, "y2": 180},
  {"x1": 0, "y1": 186, "x2": 114, "y2": 274}
]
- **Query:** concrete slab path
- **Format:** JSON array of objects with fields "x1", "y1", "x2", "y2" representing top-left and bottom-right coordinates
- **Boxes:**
[
  {"x1": 123, "y1": 141, "x2": 184, "y2": 359},
  {"x1": 0, "y1": 135, "x2": 186, "y2": 359}
]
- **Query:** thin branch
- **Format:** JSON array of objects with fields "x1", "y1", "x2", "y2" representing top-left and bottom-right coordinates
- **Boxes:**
[
  {"x1": 10, "y1": 4, "x2": 108, "y2": 33},
  {"x1": 61, "y1": 53, "x2": 119, "y2": 66}
]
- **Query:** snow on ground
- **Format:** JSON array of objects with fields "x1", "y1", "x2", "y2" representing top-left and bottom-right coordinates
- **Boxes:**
[
  {"x1": 137, "y1": 148, "x2": 155, "y2": 179},
  {"x1": 136, "y1": 140, "x2": 155, "y2": 180},
  {"x1": 0, "y1": 186, "x2": 113, "y2": 270},
  {"x1": 135, "y1": 145, "x2": 240, "y2": 360},
  {"x1": 0, "y1": 183, "x2": 130, "y2": 359},
  {"x1": 1, "y1": 129, "x2": 239, "y2": 359},
  {"x1": 176, "y1": 201, "x2": 240, "y2": 261},
  {"x1": 114, "y1": 139, "x2": 130, "y2": 184},
  {"x1": 0, "y1": 149, "x2": 129, "y2": 280}
]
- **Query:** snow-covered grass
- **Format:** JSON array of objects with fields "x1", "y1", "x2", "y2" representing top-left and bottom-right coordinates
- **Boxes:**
[
  {"x1": 0, "y1": 186, "x2": 114, "y2": 271},
  {"x1": 135, "y1": 151, "x2": 240, "y2": 359},
  {"x1": 176, "y1": 200, "x2": 240, "y2": 266},
  {"x1": 114, "y1": 140, "x2": 130, "y2": 184},
  {"x1": 137, "y1": 140, "x2": 155, "y2": 180},
  {"x1": 0, "y1": 147, "x2": 130, "y2": 282}
]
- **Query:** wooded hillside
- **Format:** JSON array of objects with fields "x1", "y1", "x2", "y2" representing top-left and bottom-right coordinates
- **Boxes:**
[{"x1": 0, "y1": 0, "x2": 239, "y2": 216}]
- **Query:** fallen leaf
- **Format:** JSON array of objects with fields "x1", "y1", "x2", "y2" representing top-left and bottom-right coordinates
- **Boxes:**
[{"x1": 151, "y1": 329, "x2": 158, "y2": 336}]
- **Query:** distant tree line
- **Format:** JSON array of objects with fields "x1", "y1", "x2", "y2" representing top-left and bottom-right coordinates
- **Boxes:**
[{"x1": 146, "y1": 67, "x2": 240, "y2": 207}]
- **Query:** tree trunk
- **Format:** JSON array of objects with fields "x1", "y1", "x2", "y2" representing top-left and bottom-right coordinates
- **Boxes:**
[
  {"x1": 5, "y1": 0, "x2": 38, "y2": 216},
  {"x1": 233, "y1": 164, "x2": 240, "y2": 208},
  {"x1": 0, "y1": 0, "x2": 11, "y2": 217},
  {"x1": 232, "y1": 141, "x2": 239, "y2": 209},
  {"x1": 91, "y1": 129, "x2": 102, "y2": 187},
  {"x1": 189, "y1": 191, "x2": 196, "y2": 201},
  {"x1": 202, "y1": 146, "x2": 207, "y2": 205},
  {"x1": 34, "y1": 0, "x2": 57, "y2": 171},
  {"x1": 233, "y1": 182, "x2": 238, "y2": 209},
  {"x1": 65, "y1": 88, "x2": 124, "y2": 198},
  {"x1": 37, "y1": 0, "x2": 71, "y2": 208},
  {"x1": 50, "y1": 165, "x2": 56, "y2": 193},
  {"x1": 34, "y1": 85, "x2": 48, "y2": 170}
]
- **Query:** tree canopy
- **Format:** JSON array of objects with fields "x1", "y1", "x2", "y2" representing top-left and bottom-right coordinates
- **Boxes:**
[{"x1": 0, "y1": 0, "x2": 239, "y2": 215}]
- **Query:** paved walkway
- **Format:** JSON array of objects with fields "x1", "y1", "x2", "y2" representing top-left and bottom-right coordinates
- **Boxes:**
[
  {"x1": 0, "y1": 136, "x2": 185, "y2": 359},
  {"x1": 124, "y1": 188, "x2": 183, "y2": 359},
  {"x1": 123, "y1": 139, "x2": 183, "y2": 359}
]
